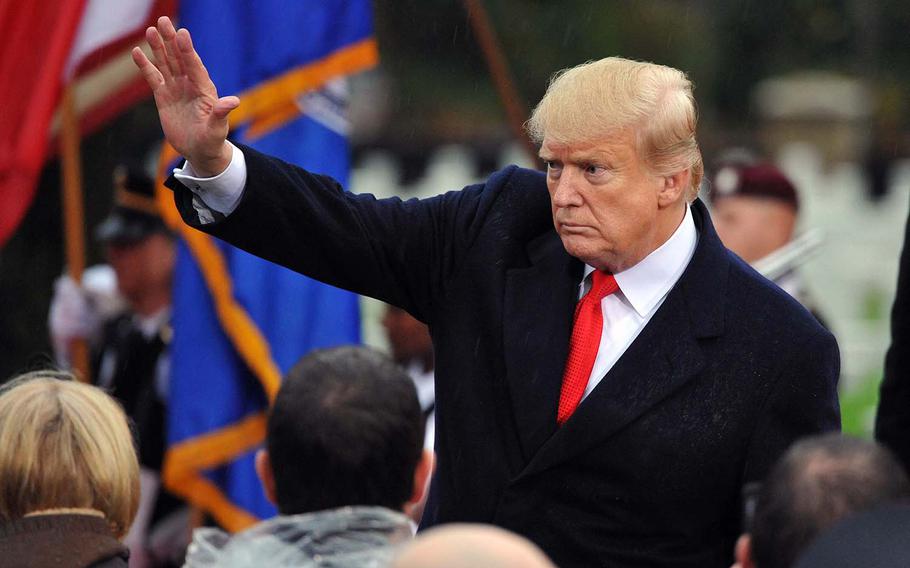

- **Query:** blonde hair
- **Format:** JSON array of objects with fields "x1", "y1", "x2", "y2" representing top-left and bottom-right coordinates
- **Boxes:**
[
  {"x1": 0, "y1": 371, "x2": 140, "y2": 538},
  {"x1": 527, "y1": 57, "x2": 704, "y2": 200}
]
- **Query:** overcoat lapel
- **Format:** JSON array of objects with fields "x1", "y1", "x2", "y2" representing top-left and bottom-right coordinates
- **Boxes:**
[
  {"x1": 519, "y1": 287, "x2": 706, "y2": 478},
  {"x1": 503, "y1": 229, "x2": 583, "y2": 462},
  {"x1": 515, "y1": 199, "x2": 729, "y2": 478}
]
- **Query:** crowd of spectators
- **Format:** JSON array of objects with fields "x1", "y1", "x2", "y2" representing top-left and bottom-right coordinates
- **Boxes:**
[{"x1": 3, "y1": 354, "x2": 910, "y2": 567}]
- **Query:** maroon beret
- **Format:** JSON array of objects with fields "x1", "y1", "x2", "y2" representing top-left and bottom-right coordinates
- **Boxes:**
[{"x1": 710, "y1": 162, "x2": 799, "y2": 211}]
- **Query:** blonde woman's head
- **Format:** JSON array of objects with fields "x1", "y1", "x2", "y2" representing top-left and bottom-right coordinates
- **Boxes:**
[{"x1": 0, "y1": 371, "x2": 139, "y2": 538}]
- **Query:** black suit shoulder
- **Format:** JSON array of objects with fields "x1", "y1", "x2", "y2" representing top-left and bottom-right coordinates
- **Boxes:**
[
  {"x1": 719, "y1": 251, "x2": 841, "y2": 483},
  {"x1": 725, "y1": 251, "x2": 832, "y2": 341}
]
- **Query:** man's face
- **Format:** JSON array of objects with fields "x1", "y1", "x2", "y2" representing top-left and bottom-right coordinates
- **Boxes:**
[
  {"x1": 712, "y1": 195, "x2": 796, "y2": 264},
  {"x1": 105, "y1": 232, "x2": 175, "y2": 307},
  {"x1": 382, "y1": 306, "x2": 432, "y2": 366},
  {"x1": 540, "y1": 130, "x2": 672, "y2": 273}
]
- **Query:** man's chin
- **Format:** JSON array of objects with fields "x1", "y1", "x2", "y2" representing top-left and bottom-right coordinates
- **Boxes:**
[
  {"x1": 559, "y1": 239, "x2": 623, "y2": 272},
  {"x1": 559, "y1": 237, "x2": 598, "y2": 266}
]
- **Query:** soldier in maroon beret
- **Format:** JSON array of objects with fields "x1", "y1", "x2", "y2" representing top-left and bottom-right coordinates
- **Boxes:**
[{"x1": 709, "y1": 160, "x2": 824, "y2": 322}]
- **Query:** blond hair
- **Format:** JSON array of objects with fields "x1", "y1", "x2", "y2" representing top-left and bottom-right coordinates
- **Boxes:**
[
  {"x1": 0, "y1": 371, "x2": 139, "y2": 538},
  {"x1": 527, "y1": 57, "x2": 704, "y2": 200}
]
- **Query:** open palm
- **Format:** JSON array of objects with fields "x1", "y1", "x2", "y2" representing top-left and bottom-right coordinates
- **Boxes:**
[{"x1": 132, "y1": 16, "x2": 238, "y2": 176}]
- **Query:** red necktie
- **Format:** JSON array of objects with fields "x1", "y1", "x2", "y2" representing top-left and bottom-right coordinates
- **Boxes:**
[{"x1": 557, "y1": 270, "x2": 619, "y2": 425}]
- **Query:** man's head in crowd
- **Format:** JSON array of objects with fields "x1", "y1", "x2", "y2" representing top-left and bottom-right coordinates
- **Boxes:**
[
  {"x1": 710, "y1": 161, "x2": 799, "y2": 264},
  {"x1": 96, "y1": 165, "x2": 175, "y2": 316},
  {"x1": 0, "y1": 370, "x2": 140, "y2": 538},
  {"x1": 393, "y1": 524, "x2": 556, "y2": 568},
  {"x1": 527, "y1": 57, "x2": 703, "y2": 274},
  {"x1": 734, "y1": 434, "x2": 910, "y2": 568},
  {"x1": 255, "y1": 346, "x2": 432, "y2": 515}
]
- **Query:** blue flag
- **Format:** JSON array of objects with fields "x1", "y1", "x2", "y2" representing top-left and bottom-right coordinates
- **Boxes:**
[{"x1": 160, "y1": 0, "x2": 375, "y2": 530}]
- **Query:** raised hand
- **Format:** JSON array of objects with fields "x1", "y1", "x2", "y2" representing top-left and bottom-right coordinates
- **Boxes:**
[{"x1": 132, "y1": 16, "x2": 239, "y2": 176}]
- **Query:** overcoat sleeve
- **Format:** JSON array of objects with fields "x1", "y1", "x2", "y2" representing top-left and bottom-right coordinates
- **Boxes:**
[
  {"x1": 743, "y1": 327, "x2": 841, "y2": 483},
  {"x1": 166, "y1": 143, "x2": 514, "y2": 324}
]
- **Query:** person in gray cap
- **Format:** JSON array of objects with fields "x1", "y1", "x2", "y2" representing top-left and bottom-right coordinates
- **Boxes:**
[{"x1": 49, "y1": 165, "x2": 185, "y2": 567}]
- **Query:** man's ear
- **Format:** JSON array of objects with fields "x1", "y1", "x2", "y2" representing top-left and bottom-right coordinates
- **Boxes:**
[
  {"x1": 658, "y1": 169, "x2": 691, "y2": 207},
  {"x1": 732, "y1": 534, "x2": 754, "y2": 568},
  {"x1": 255, "y1": 448, "x2": 277, "y2": 506},
  {"x1": 407, "y1": 449, "x2": 435, "y2": 509}
]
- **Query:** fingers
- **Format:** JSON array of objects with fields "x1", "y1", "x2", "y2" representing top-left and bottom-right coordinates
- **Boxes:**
[
  {"x1": 213, "y1": 96, "x2": 241, "y2": 120},
  {"x1": 157, "y1": 16, "x2": 184, "y2": 79},
  {"x1": 146, "y1": 25, "x2": 173, "y2": 83},
  {"x1": 144, "y1": 17, "x2": 184, "y2": 84},
  {"x1": 175, "y1": 28, "x2": 214, "y2": 92},
  {"x1": 131, "y1": 47, "x2": 164, "y2": 90}
]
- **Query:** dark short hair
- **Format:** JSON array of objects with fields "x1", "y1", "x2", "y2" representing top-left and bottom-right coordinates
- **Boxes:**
[
  {"x1": 750, "y1": 434, "x2": 910, "y2": 568},
  {"x1": 266, "y1": 346, "x2": 424, "y2": 515}
]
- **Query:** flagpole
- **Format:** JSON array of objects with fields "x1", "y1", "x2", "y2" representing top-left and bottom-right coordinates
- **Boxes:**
[
  {"x1": 60, "y1": 83, "x2": 92, "y2": 383},
  {"x1": 461, "y1": 0, "x2": 542, "y2": 168}
]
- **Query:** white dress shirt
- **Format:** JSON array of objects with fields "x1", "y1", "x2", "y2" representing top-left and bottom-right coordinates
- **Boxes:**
[
  {"x1": 174, "y1": 141, "x2": 247, "y2": 220},
  {"x1": 580, "y1": 206, "x2": 697, "y2": 399},
  {"x1": 178, "y1": 145, "x2": 699, "y2": 401},
  {"x1": 406, "y1": 360, "x2": 436, "y2": 450}
]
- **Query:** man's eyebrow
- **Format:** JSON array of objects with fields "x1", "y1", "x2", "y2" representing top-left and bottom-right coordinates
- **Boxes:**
[
  {"x1": 572, "y1": 151, "x2": 612, "y2": 163},
  {"x1": 540, "y1": 152, "x2": 611, "y2": 163}
]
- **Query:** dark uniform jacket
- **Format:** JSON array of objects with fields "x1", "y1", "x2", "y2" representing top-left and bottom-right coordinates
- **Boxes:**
[
  {"x1": 96, "y1": 313, "x2": 169, "y2": 471},
  {"x1": 94, "y1": 314, "x2": 183, "y2": 529},
  {"x1": 168, "y1": 144, "x2": 841, "y2": 568}
]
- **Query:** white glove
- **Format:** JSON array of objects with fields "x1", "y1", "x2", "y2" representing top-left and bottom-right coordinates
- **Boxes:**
[
  {"x1": 82, "y1": 264, "x2": 125, "y2": 322},
  {"x1": 48, "y1": 265, "x2": 122, "y2": 366}
]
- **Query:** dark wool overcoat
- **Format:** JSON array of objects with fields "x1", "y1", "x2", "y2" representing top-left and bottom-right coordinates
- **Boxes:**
[{"x1": 169, "y1": 144, "x2": 840, "y2": 568}]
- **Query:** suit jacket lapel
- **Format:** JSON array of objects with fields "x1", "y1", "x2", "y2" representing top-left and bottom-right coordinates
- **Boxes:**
[
  {"x1": 517, "y1": 199, "x2": 729, "y2": 478},
  {"x1": 503, "y1": 229, "x2": 583, "y2": 462}
]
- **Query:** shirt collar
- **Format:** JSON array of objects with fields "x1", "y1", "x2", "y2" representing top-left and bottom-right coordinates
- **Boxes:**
[
  {"x1": 132, "y1": 307, "x2": 171, "y2": 339},
  {"x1": 584, "y1": 205, "x2": 698, "y2": 317}
]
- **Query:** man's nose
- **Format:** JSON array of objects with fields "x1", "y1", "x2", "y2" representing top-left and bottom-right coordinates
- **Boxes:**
[{"x1": 551, "y1": 169, "x2": 582, "y2": 208}]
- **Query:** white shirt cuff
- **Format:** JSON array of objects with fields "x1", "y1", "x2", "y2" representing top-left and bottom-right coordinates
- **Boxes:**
[{"x1": 173, "y1": 142, "x2": 247, "y2": 222}]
